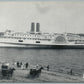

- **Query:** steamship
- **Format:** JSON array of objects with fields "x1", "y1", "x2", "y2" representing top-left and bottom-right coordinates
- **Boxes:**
[{"x1": 0, "y1": 23, "x2": 84, "y2": 49}]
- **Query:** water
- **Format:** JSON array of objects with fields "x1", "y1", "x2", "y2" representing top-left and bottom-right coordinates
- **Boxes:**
[{"x1": 0, "y1": 48, "x2": 84, "y2": 76}]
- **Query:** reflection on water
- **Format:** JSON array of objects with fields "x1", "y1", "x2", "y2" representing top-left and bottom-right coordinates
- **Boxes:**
[{"x1": 0, "y1": 48, "x2": 84, "y2": 76}]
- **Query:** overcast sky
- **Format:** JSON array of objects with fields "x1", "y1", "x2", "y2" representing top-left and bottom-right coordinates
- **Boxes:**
[{"x1": 0, "y1": 1, "x2": 84, "y2": 33}]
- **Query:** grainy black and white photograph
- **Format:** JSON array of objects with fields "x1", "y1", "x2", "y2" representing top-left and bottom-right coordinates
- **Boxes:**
[{"x1": 0, "y1": 0, "x2": 84, "y2": 83}]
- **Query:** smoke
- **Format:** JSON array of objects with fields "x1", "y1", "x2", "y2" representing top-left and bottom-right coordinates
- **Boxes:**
[{"x1": 35, "y1": 2, "x2": 51, "y2": 14}]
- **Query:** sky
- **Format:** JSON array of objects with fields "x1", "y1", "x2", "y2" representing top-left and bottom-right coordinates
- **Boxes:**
[{"x1": 0, "y1": 1, "x2": 84, "y2": 33}]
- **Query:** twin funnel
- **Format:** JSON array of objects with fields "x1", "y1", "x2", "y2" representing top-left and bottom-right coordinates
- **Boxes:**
[{"x1": 30, "y1": 23, "x2": 40, "y2": 34}]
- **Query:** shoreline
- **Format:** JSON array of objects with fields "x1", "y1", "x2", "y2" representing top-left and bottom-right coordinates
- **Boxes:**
[{"x1": 0, "y1": 68, "x2": 84, "y2": 83}]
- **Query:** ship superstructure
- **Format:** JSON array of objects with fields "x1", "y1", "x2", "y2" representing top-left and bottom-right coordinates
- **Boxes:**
[{"x1": 0, "y1": 23, "x2": 84, "y2": 48}]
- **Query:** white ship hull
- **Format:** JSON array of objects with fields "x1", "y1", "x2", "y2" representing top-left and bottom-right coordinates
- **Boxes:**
[{"x1": 0, "y1": 42, "x2": 84, "y2": 49}]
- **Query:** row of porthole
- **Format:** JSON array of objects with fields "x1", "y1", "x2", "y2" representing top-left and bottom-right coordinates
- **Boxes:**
[
  {"x1": 12, "y1": 34, "x2": 53, "y2": 38},
  {"x1": 1, "y1": 36, "x2": 51, "y2": 41}
]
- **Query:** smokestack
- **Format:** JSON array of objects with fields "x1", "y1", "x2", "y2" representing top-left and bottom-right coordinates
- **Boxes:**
[
  {"x1": 36, "y1": 23, "x2": 40, "y2": 32},
  {"x1": 30, "y1": 22, "x2": 35, "y2": 33}
]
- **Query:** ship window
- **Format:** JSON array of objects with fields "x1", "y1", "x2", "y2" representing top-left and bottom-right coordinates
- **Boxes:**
[
  {"x1": 15, "y1": 37, "x2": 17, "y2": 39},
  {"x1": 18, "y1": 40, "x2": 23, "y2": 42},
  {"x1": 8, "y1": 37, "x2": 10, "y2": 38},
  {"x1": 23, "y1": 38, "x2": 26, "y2": 39},
  {"x1": 4, "y1": 37, "x2": 6, "y2": 38},
  {"x1": 48, "y1": 39, "x2": 51, "y2": 41},
  {"x1": 19, "y1": 37, "x2": 21, "y2": 39},
  {"x1": 36, "y1": 41, "x2": 40, "y2": 43}
]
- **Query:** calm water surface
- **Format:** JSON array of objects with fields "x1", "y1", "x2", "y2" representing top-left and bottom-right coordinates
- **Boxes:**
[{"x1": 0, "y1": 48, "x2": 84, "y2": 76}]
